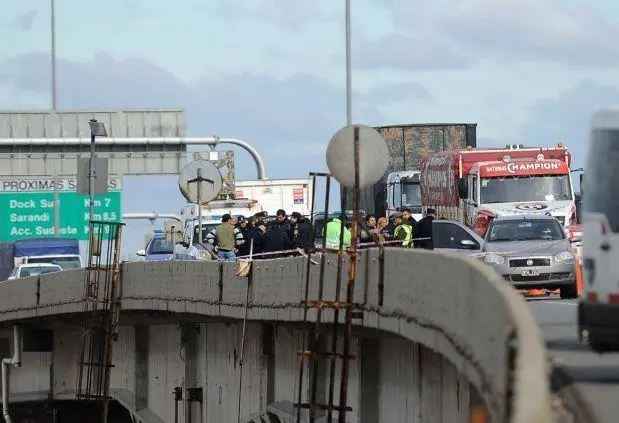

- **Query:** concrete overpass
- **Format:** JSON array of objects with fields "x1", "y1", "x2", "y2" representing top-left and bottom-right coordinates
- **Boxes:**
[{"x1": 0, "y1": 248, "x2": 551, "y2": 422}]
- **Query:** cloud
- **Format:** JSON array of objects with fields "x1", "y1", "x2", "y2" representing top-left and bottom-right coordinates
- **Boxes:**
[
  {"x1": 1, "y1": 52, "x2": 415, "y2": 176},
  {"x1": 358, "y1": 81, "x2": 435, "y2": 103},
  {"x1": 13, "y1": 10, "x2": 37, "y2": 30},
  {"x1": 354, "y1": 34, "x2": 475, "y2": 71},
  {"x1": 519, "y1": 79, "x2": 619, "y2": 167},
  {"x1": 198, "y1": 0, "x2": 338, "y2": 30},
  {"x1": 441, "y1": 0, "x2": 619, "y2": 67}
]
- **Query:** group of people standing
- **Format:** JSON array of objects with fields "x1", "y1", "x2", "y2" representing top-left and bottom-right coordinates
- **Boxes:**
[
  {"x1": 206, "y1": 206, "x2": 438, "y2": 261},
  {"x1": 206, "y1": 209, "x2": 314, "y2": 260},
  {"x1": 326, "y1": 207, "x2": 437, "y2": 250}
]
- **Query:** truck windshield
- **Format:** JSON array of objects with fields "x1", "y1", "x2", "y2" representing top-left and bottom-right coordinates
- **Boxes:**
[
  {"x1": 584, "y1": 128, "x2": 619, "y2": 232},
  {"x1": 193, "y1": 224, "x2": 218, "y2": 244},
  {"x1": 27, "y1": 256, "x2": 81, "y2": 269},
  {"x1": 480, "y1": 175, "x2": 572, "y2": 204},
  {"x1": 401, "y1": 182, "x2": 422, "y2": 208}
]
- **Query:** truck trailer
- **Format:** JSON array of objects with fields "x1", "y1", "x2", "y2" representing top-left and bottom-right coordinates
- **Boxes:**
[
  {"x1": 419, "y1": 143, "x2": 578, "y2": 236},
  {"x1": 234, "y1": 178, "x2": 313, "y2": 217},
  {"x1": 343, "y1": 123, "x2": 477, "y2": 219}
]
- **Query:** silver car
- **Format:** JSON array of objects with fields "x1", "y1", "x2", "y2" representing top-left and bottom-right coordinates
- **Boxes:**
[{"x1": 480, "y1": 214, "x2": 577, "y2": 298}]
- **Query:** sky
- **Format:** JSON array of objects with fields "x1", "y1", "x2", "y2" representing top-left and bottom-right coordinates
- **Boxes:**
[{"x1": 2, "y1": 0, "x2": 619, "y2": 259}]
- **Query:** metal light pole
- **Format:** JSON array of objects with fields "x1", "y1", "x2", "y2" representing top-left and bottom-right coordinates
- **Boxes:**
[
  {"x1": 186, "y1": 168, "x2": 214, "y2": 245},
  {"x1": 51, "y1": 0, "x2": 57, "y2": 110},
  {"x1": 88, "y1": 119, "x2": 108, "y2": 222},
  {"x1": 345, "y1": 0, "x2": 352, "y2": 126}
]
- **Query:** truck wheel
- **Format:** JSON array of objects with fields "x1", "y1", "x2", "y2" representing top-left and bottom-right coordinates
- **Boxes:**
[{"x1": 560, "y1": 283, "x2": 578, "y2": 299}]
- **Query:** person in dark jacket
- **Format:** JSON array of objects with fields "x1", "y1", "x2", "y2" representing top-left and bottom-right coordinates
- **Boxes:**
[
  {"x1": 272, "y1": 209, "x2": 291, "y2": 232},
  {"x1": 235, "y1": 215, "x2": 251, "y2": 256},
  {"x1": 262, "y1": 224, "x2": 293, "y2": 258},
  {"x1": 289, "y1": 212, "x2": 313, "y2": 250},
  {"x1": 401, "y1": 208, "x2": 417, "y2": 233},
  {"x1": 413, "y1": 208, "x2": 436, "y2": 249},
  {"x1": 246, "y1": 221, "x2": 267, "y2": 256}
]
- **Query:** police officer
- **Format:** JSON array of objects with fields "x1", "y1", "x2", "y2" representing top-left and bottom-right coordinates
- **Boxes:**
[
  {"x1": 325, "y1": 213, "x2": 351, "y2": 250},
  {"x1": 392, "y1": 212, "x2": 412, "y2": 247}
]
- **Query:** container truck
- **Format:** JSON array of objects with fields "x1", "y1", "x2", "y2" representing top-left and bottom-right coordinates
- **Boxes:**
[
  {"x1": 234, "y1": 178, "x2": 313, "y2": 217},
  {"x1": 0, "y1": 237, "x2": 82, "y2": 280},
  {"x1": 343, "y1": 123, "x2": 477, "y2": 220},
  {"x1": 419, "y1": 143, "x2": 578, "y2": 237}
]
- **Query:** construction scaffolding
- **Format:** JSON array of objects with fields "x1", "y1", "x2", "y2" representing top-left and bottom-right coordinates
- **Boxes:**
[
  {"x1": 294, "y1": 172, "x2": 365, "y2": 423},
  {"x1": 76, "y1": 220, "x2": 125, "y2": 423}
]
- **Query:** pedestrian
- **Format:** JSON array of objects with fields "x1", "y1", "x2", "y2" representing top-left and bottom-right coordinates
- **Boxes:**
[
  {"x1": 359, "y1": 214, "x2": 377, "y2": 243},
  {"x1": 289, "y1": 211, "x2": 313, "y2": 251},
  {"x1": 401, "y1": 208, "x2": 417, "y2": 232},
  {"x1": 413, "y1": 208, "x2": 436, "y2": 249},
  {"x1": 324, "y1": 213, "x2": 352, "y2": 250},
  {"x1": 235, "y1": 215, "x2": 251, "y2": 256},
  {"x1": 392, "y1": 212, "x2": 413, "y2": 247},
  {"x1": 207, "y1": 214, "x2": 244, "y2": 261},
  {"x1": 272, "y1": 209, "x2": 291, "y2": 231},
  {"x1": 262, "y1": 223, "x2": 293, "y2": 258},
  {"x1": 246, "y1": 220, "x2": 267, "y2": 256}
]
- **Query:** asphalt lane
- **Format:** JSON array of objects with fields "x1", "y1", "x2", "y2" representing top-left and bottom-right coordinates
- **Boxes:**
[{"x1": 528, "y1": 296, "x2": 619, "y2": 422}]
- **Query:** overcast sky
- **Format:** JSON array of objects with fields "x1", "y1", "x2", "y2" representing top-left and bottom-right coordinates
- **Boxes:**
[{"x1": 1, "y1": 0, "x2": 618, "y2": 258}]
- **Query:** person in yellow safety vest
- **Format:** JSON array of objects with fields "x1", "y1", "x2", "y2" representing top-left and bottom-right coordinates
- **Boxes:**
[
  {"x1": 392, "y1": 212, "x2": 412, "y2": 247},
  {"x1": 324, "y1": 214, "x2": 352, "y2": 250}
]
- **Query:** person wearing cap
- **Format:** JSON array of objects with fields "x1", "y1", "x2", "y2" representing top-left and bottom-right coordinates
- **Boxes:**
[
  {"x1": 235, "y1": 215, "x2": 251, "y2": 256},
  {"x1": 413, "y1": 208, "x2": 436, "y2": 249},
  {"x1": 392, "y1": 212, "x2": 412, "y2": 247},
  {"x1": 324, "y1": 213, "x2": 352, "y2": 250},
  {"x1": 289, "y1": 211, "x2": 313, "y2": 251}
]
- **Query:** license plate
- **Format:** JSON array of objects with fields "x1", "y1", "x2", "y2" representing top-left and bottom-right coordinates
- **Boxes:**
[{"x1": 521, "y1": 268, "x2": 540, "y2": 277}]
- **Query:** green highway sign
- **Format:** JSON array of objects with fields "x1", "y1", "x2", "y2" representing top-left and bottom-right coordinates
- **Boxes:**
[{"x1": 0, "y1": 177, "x2": 122, "y2": 242}]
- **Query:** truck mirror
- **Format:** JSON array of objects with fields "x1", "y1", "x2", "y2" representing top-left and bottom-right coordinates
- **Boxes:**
[{"x1": 457, "y1": 178, "x2": 468, "y2": 199}]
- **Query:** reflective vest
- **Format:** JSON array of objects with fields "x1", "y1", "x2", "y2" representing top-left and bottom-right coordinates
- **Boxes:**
[
  {"x1": 325, "y1": 218, "x2": 352, "y2": 249},
  {"x1": 394, "y1": 224, "x2": 412, "y2": 247}
]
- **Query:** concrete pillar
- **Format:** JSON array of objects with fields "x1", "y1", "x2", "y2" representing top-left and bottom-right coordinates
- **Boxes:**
[
  {"x1": 134, "y1": 325, "x2": 148, "y2": 411},
  {"x1": 359, "y1": 337, "x2": 380, "y2": 423}
]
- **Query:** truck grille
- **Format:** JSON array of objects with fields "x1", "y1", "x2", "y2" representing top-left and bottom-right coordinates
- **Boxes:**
[{"x1": 509, "y1": 258, "x2": 550, "y2": 267}]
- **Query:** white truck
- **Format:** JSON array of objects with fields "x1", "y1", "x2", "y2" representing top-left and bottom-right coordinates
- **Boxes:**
[
  {"x1": 234, "y1": 178, "x2": 313, "y2": 216},
  {"x1": 173, "y1": 199, "x2": 263, "y2": 260},
  {"x1": 386, "y1": 170, "x2": 423, "y2": 221}
]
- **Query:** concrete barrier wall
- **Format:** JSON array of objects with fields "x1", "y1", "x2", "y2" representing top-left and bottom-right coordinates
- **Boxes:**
[{"x1": 0, "y1": 248, "x2": 552, "y2": 423}]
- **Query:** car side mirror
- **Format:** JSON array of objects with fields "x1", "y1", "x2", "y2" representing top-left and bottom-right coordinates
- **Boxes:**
[
  {"x1": 136, "y1": 249, "x2": 146, "y2": 257},
  {"x1": 460, "y1": 239, "x2": 478, "y2": 249}
]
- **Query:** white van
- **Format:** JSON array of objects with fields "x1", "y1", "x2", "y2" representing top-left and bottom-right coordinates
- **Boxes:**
[{"x1": 578, "y1": 108, "x2": 619, "y2": 352}]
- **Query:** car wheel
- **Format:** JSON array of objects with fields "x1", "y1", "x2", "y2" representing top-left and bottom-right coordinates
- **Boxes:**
[{"x1": 560, "y1": 283, "x2": 578, "y2": 299}]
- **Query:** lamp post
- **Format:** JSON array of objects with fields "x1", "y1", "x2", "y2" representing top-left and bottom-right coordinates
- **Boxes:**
[
  {"x1": 345, "y1": 0, "x2": 352, "y2": 126},
  {"x1": 88, "y1": 119, "x2": 108, "y2": 222},
  {"x1": 51, "y1": 0, "x2": 57, "y2": 110}
]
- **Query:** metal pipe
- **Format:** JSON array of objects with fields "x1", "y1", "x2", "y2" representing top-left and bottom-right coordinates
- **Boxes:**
[
  {"x1": 122, "y1": 213, "x2": 182, "y2": 222},
  {"x1": 2, "y1": 326, "x2": 22, "y2": 423},
  {"x1": 53, "y1": 173, "x2": 60, "y2": 236},
  {"x1": 51, "y1": 0, "x2": 57, "y2": 110},
  {"x1": 345, "y1": 0, "x2": 352, "y2": 125},
  {"x1": 1, "y1": 137, "x2": 268, "y2": 179},
  {"x1": 89, "y1": 133, "x2": 96, "y2": 222}
]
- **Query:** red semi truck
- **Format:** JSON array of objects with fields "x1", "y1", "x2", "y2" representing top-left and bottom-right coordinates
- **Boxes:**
[{"x1": 420, "y1": 143, "x2": 578, "y2": 237}]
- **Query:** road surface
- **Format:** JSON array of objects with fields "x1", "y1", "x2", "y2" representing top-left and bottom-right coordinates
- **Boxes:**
[{"x1": 528, "y1": 296, "x2": 619, "y2": 422}]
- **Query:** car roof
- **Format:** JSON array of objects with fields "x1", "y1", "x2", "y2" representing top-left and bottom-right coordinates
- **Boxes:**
[
  {"x1": 491, "y1": 214, "x2": 558, "y2": 222},
  {"x1": 17, "y1": 263, "x2": 62, "y2": 268}
]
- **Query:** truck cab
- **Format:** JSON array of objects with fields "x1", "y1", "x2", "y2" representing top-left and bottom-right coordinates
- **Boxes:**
[
  {"x1": 578, "y1": 109, "x2": 619, "y2": 352},
  {"x1": 386, "y1": 171, "x2": 423, "y2": 221},
  {"x1": 459, "y1": 155, "x2": 576, "y2": 236}
]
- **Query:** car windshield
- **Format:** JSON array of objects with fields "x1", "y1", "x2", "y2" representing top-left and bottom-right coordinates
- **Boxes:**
[
  {"x1": 480, "y1": 175, "x2": 572, "y2": 203},
  {"x1": 20, "y1": 266, "x2": 60, "y2": 277},
  {"x1": 148, "y1": 237, "x2": 174, "y2": 254},
  {"x1": 27, "y1": 256, "x2": 81, "y2": 269},
  {"x1": 486, "y1": 219, "x2": 565, "y2": 242}
]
